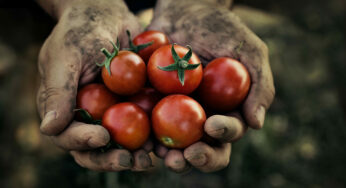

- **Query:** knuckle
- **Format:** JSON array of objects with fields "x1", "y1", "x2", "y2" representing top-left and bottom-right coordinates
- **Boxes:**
[
  {"x1": 78, "y1": 128, "x2": 108, "y2": 148},
  {"x1": 44, "y1": 87, "x2": 65, "y2": 99},
  {"x1": 77, "y1": 131, "x2": 93, "y2": 146},
  {"x1": 103, "y1": 161, "x2": 115, "y2": 171},
  {"x1": 258, "y1": 40, "x2": 269, "y2": 55}
]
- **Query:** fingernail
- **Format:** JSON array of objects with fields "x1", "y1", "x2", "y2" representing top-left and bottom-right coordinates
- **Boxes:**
[
  {"x1": 118, "y1": 153, "x2": 133, "y2": 168},
  {"x1": 87, "y1": 137, "x2": 107, "y2": 148},
  {"x1": 186, "y1": 154, "x2": 207, "y2": 167},
  {"x1": 139, "y1": 153, "x2": 152, "y2": 169},
  {"x1": 256, "y1": 106, "x2": 266, "y2": 128},
  {"x1": 40, "y1": 111, "x2": 57, "y2": 131}
]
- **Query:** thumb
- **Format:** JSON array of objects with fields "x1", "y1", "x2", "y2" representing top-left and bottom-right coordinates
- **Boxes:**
[
  {"x1": 242, "y1": 52, "x2": 275, "y2": 129},
  {"x1": 37, "y1": 55, "x2": 80, "y2": 136}
]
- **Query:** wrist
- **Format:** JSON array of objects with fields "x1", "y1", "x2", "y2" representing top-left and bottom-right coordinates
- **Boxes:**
[
  {"x1": 36, "y1": 0, "x2": 75, "y2": 20},
  {"x1": 37, "y1": 0, "x2": 128, "y2": 21},
  {"x1": 154, "y1": 0, "x2": 233, "y2": 17}
]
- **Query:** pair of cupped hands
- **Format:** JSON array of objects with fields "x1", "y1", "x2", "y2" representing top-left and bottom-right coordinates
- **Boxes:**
[{"x1": 37, "y1": 0, "x2": 274, "y2": 172}]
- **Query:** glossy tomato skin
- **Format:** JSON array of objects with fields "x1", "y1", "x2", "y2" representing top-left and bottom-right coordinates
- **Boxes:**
[
  {"x1": 198, "y1": 57, "x2": 250, "y2": 112},
  {"x1": 102, "y1": 51, "x2": 146, "y2": 95},
  {"x1": 152, "y1": 95, "x2": 206, "y2": 149},
  {"x1": 133, "y1": 30, "x2": 170, "y2": 62},
  {"x1": 76, "y1": 83, "x2": 119, "y2": 120},
  {"x1": 102, "y1": 102, "x2": 150, "y2": 150},
  {"x1": 147, "y1": 45, "x2": 203, "y2": 95},
  {"x1": 127, "y1": 87, "x2": 162, "y2": 116}
]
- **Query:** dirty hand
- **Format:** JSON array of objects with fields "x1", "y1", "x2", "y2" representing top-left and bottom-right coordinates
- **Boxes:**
[
  {"x1": 149, "y1": 0, "x2": 275, "y2": 172},
  {"x1": 36, "y1": 0, "x2": 152, "y2": 171}
]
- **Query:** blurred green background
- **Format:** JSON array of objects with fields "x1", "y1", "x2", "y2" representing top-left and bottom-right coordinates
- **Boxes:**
[{"x1": 0, "y1": 0, "x2": 345, "y2": 187}]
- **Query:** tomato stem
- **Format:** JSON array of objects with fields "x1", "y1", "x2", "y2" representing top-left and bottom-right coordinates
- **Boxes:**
[
  {"x1": 96, "y1": 39, "x2": 120, "y2": 76},
  {"x1": 101, "y1": 48, "x2": 112, "y2": 58},
  {"x1": 157, "y1": 44, "x2": 201, "y2": 86},
  {"x1": 124, "y1": 30, "x2": 153, "y2": 53}
]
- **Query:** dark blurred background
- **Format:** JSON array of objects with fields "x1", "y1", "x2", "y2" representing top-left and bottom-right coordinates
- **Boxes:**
[{"x1": 0, "y1": 0, "x2": 345, "y2": 188}]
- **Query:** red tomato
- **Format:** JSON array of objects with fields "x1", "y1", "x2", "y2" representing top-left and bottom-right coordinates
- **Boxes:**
[
  {"x1": 147, "y1": 44, "x2": 203, "y2": 94},
  {"x1": 152, "y1": 95, "x2": 206, "y2": 149},
  {"x1": 133, "y1": 30, "x2": 170, "y2": 62},
  {"x1": 127, "y1": 87, "x2": 162, "y2": 116},
  {"x1": 76, "y1": 83, "x2": 119, "y2": 120},
  {"x1": 102, "y1": 102, "x2": 150, "y2": 150},
  {"x1": 198, "y1": 57, "x2": 250, "y2": 112},
  {"x1": 100, "y1": 48, "x2": 146, "y2": 95}
]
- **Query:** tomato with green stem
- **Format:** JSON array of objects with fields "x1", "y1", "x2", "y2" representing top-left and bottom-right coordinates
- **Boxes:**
[
  {"x1": 102, "y1": 102, "x2": 150, "y2": 150},
  {"x1": 198, "y1": 57, "x2": 251, "y2": 112},
  {"x1": 147, "y1": 44, "x2": 202, "y2": 94},
  {"x1": 152, "y1": 95, "x2": 206, "y2": 149},
  {"x1": 97, "y1": 40, "x2": 146, "y2": 95},
  {"x1": 125, "y1": 30, "x2": 170, "y2": 62}
]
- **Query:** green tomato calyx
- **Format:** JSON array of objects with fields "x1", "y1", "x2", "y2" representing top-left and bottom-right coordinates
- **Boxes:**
[
  {"x1": 123, "y1": 30, "x2": 153, "y2": 53},
  {"x1": 96, "y1": 39, "x2": 121, "y2": 76},
  {"x1": 157, "y1": 44, "x2": 201, "y2": 86}
]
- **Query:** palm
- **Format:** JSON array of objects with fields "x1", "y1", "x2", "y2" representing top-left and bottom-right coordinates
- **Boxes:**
[
  {"x1": 148, "y1": 1, "x2": 275, "y2": 172},
  {"x1": 37, "y1": 3, "x2": 154, "y2": 171}
]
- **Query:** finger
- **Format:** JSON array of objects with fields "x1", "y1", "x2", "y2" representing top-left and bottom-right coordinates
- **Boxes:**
[
  {"x1": 142, "y1": 140, "x2": 154, "y2": 152},
  {"x1": 184, "y1": 142, "x2": 231, "y2": 173},
  {"x1": 154, "y1": 144, "x2": 169, "y2": 158},
  {"x1": 37, "y1": 51, "x2": 80, "y2": 135},
  {"x1": 119, "y1": 17, "x2": 143, "y2": 48},
  {"x1": 70, "y1": 149, "x2": 133, "y2": 171},
  {"x1": 241, "y1": 46, "x2": 275, "y2": 129},
  {"x1": 51, "y1": 121, "x2": 110, "y2": 150},
  {"x1": 164, "y1": 149, "x2": 191, "y2": 173},
  {"x1": 204, "y1": 114, "x2": 247, "y2": 143},
  {"x1": 132, "y1": 149, "x2": 152, "y2": 171}
]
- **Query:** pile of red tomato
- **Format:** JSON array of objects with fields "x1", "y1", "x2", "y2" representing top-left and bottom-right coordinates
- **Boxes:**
[{"x1": 76, "y1": 30, "x2": 250, "y2": 151}]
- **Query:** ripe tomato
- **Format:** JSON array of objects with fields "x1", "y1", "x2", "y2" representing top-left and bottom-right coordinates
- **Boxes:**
[
  {"x1": 127, "y1": 87, "x2": 162, "y2": 116},
  {"x1": 147, "y1": 44, "x2": 203, "y2": 94},
  {"x1": 129, "y1": 30, "x2": 170, "y2": 62},
  {"x1": 76, "y1": 83, "x2": 119, "y2": 120},
  {"x1": 152, "y1": 95, "x2": 206, "y2": 149},
  {"x1": 198, "y1": 57, "x2": 251, "y2": 112},
  {"x1": 102, "y1": 102, "x2": 150, "y2": 150},
  {"x1": 98, "y1": 41, "x2": 146, "y2": 95}
]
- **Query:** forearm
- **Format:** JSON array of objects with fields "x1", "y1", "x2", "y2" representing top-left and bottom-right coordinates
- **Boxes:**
[
  {"x1": 35, "y1": 0, "x2": 73, "y2": 19},
  {"x1": 35, "y1": 0, "x2": 128, "y2": 20},
  {"x1": 154, "y1": 0, "x2": 233, "y2": 16}
]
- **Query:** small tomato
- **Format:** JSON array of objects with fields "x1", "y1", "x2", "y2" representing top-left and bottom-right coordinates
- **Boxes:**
[
  {"x1": 152, "y1": 95, "x2": 206, "y2": 149},
  {"x1": 126, "y1": 30, "x2": 170, "y2": 62},
  {"x1": 198, "y1": 57, "x2": 250, "y2": 112},
  {"x1": 147, "y1": 44, "x2": 203, "y2": 94},
  {"x1": 76, "y1": 83, "x2": 119, "y2": 120},
  {"x1": 102, "y1": 102, "x2": 150, "y2": 150},
  {"x1": 97, "y1": 41, "x2": 146, "y2": 95}
]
